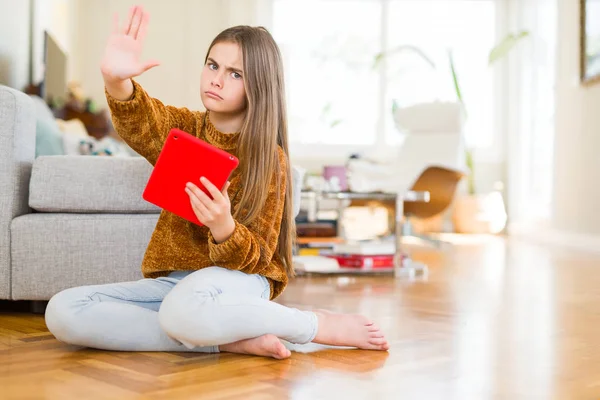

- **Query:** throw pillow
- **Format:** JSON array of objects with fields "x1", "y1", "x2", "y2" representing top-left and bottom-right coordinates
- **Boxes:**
[
  {"x1": 29, "y1": 95, "x2": 65, "y2": 157},
  {"x1": 35, "y1": 117, "x2": 65, "y2": 157}
]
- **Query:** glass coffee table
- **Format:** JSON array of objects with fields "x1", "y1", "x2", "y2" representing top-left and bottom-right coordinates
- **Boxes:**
[{"x1": 299, "y1": 189, "x2": 431, "y2": 279}]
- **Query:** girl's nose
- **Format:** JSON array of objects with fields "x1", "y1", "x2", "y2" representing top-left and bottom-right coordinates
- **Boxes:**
[{"x1": 211, "y1": 72, "x2": 223, "y2": 88}]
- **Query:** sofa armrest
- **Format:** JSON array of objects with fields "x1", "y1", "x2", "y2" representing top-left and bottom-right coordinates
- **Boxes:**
[{"x1": 0, "y1": 85, "x2": 36, "y2": 299}]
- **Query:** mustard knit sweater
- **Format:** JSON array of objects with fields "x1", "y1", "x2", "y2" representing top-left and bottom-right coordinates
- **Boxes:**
[{"x1": 105, "y1": 80, "x2": 288, "y2": 299}]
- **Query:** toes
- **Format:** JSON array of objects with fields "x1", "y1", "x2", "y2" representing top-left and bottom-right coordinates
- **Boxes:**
[
  {"x1": 278, "y1": 347, "x2": 291, "y2": 359},
  {"x1": 367, "y1": 336, "x2": 390, "y2": 352},
  {"x1": 274, "y1": 342, "x2": 291, "y2": 359},
  {"x1": 364, "y1": 342, "x2": 389, "y2": 351},
  {"x1": 368, "y1": 324, "x2": 380, "y2": 332},
  {"x1": 370, "y1": 340, "x2": 390, "y2": 351},
  {"x1": 369, "y1": 337, "x2": 388, "y2": 346},
  {"x1": 369, "y1": 331, "x2": 384, "y2": 338}
]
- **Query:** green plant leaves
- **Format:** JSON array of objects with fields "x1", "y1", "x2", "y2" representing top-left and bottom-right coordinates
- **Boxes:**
[{"x1": 488, "y1": 30, "x2": 530, "y2": 65}]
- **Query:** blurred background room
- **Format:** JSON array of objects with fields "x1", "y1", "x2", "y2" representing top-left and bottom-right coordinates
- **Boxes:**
[{"x1": 2, "y1": 0, "x2": 600, "y2": 398}]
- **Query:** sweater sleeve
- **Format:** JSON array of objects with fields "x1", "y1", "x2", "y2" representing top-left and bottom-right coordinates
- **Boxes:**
[
  {"x1": 207, "y1": 149, "x2": 287, "y2": 275},
  {"x1": 105, "y1": 79, "x2": 197, "y2": 166}
]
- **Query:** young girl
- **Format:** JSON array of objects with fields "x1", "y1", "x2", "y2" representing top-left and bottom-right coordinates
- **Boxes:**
[{"x1": 45, "y1": 5, "x2": 389, "y2": 359}]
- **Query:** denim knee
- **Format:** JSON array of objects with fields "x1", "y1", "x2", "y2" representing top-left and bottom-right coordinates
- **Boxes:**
[
  {"x1": 45, "y1": 287, "x2": 91, "y2": 345},
  {"x1": 158, "y1": 285, "x2": 221, "y2": 348}
]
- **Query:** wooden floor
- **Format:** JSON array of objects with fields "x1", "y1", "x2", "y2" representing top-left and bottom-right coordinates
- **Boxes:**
[{"x1": 2, "y1": 236, "x2": 600, "y2": 399}]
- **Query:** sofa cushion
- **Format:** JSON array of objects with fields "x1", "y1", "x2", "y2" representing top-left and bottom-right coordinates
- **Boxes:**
[
  {"x1": 30, "y1": 155, "x2": 305, "y2": 215},
  {"x1": 11, "y1": 213, "x2": 158, "y2": 300},
  {"x1": 29, "y1": 155, "x2": 161, "y2": 213}
]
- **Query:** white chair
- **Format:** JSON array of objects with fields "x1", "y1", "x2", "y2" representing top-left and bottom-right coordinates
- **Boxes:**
[{"x1": 347, "y1": 101, "x2": 467, "y2": 194}]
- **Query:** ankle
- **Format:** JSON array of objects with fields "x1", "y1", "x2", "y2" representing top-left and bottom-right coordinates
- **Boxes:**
[{"x1": 218, "y1": 342, "x2": 236, "y2": 353}]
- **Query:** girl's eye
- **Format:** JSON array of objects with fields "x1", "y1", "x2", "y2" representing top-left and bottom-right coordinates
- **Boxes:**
[
  {"x1": 232, "y1": 72, "x2": 242, "y2": 79},
  {"x1": 209, "y1": 63, "x2": 217, "y2": 70}
]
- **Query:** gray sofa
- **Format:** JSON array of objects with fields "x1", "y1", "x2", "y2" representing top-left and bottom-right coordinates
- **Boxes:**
[{"x1": 1, "y1": 85, "x2": 301, "y2": 301}]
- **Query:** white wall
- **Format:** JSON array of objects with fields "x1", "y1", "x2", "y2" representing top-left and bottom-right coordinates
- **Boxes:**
[
  {"x1": 71, "y1": 0, "x2": 272, "y2": 110},
  {"x1": 0, "y1": 0, "x2": 31, "y2": 90},
  {"x1": 552, "y1": 0, "x2": 600, "y2": 236},
  {"x1": 0, "y1": 0, "x2": 77, "y2": 90},
  {"x1": 31, "y1": 0, "x2": 77, "y2": 85}
]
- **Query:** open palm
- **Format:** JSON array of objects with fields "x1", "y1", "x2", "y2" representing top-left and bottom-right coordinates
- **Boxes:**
[{"x1": 101, "y1": 6, "x2": 159, "y2": 83}]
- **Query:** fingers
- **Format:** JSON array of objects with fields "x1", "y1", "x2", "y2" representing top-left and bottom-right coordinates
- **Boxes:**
[
  {"x1": 186, "y1": 186, "x2": 208, "y2": 216},
  {"x1": 196, "y1": 185, "x2": 217, "y2": 209},
  {"x1": 221, "y1": 181, "x2": 231, "y2": 197},
  {"x1": 129, "y1": 6, "x2": 143, "y2": 39},
  {"x1": 136, "y1": 10, "x2": 158, "y2": 74},
  {"x1": 200, "y1": 177, "x2": 223, "y2": 201},
  {"x1": 137, "y1": 10, "x2": 150, "y2": 43},
  {"x1": 190, "y1": 194, "x2": 209, "y2": 221},
  {"x1": 123, "y1": 6, "x2": 136, "y2": 35},
  {"x1": 186, "y1": 180, "x2": 232, "y2": 226},
  {"x1": 112, "y1": 12, "x2": 119, "y2": 35},
  {"x1": 186, "y1": 183, "x2": 217, "y2": 212},
  {"x1": 121, "y1": 6, "x2": 147, "y2": 39},
  {"x1": 141, "y1": 59, "x2": 161, "y2": 73}
]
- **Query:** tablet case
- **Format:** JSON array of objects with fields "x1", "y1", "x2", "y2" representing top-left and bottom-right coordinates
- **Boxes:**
[{"x1": 142, "y1": 128, "x2": 239, "y2": 226}]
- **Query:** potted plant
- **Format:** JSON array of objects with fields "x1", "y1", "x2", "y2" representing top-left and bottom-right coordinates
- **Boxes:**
[{"x1": 450, "y1": 31, "x2": 529, "y2": 233}]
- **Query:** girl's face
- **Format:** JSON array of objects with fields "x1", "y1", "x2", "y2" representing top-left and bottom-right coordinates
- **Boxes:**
[{"x1": 200, "y1": 42, "x2": 247, "y2": 115}]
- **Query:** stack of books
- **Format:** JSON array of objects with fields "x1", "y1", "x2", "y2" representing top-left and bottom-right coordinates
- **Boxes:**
[
  {"x1": 293, "y1": 240, "x2": 402, "y2": 274},
  {"x1": 326, "y1": 241, "x2": 398, "y2": 271},
  {"x1": 296, "y1": 237, "x2": 344, "y2": 256}
]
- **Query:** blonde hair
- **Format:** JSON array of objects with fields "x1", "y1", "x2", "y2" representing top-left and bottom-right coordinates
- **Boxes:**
[{"x1": 205, "y1": 26, "x2": 295, "y2": 278}]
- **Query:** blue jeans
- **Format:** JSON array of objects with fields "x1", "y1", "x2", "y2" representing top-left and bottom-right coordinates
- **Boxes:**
[{"x1": 45, "y1": 267, "x2": 318, "y2": 352}]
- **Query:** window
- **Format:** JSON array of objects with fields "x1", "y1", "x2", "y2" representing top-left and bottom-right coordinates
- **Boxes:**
[
  {"x1": 272, "y1": 0, "x2": 500, "y2": 153},
  {"x1": 506, "y1": 0, "x2": 556, "y2": 223},
  {"x1": 273, "y1": 0, "x2": 382, "y2": 146},
  {"x1": 384, "y1": 0, "x2": 497, "y2": 148}
]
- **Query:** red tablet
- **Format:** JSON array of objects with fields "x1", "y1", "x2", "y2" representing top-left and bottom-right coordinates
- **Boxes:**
[{"x1": 142, "y1": 128, "x2": 239, "y2": 226}]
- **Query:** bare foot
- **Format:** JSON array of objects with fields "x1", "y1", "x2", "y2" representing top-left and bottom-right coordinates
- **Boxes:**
[
  {"x1": 313, "y1": 309, "x2": 390, "y2": 351},
  {"x1": 219, "y1": 334, "x2": 291, "y2": 359}
]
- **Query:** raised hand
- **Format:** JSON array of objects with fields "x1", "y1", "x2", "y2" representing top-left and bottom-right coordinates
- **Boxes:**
[{"x1": 101, "y1": 5, "x2": 160, "y2": 99}]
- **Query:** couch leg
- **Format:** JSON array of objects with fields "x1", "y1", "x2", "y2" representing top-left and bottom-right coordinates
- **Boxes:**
[{"x1": 30, "y1": 301, "x2": 48, "y2": 314}]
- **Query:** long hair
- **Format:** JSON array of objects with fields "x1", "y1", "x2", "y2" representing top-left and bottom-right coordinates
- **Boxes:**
[{"x1": 205, "y1": 26, "x2": 295, "y2": 278}]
